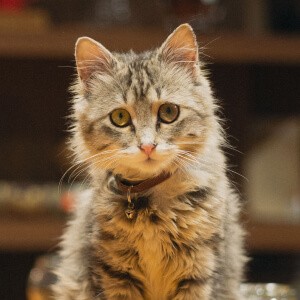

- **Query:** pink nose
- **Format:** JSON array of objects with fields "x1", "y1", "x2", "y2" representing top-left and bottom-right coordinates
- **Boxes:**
[{"x1": 140, "y1": 144, "x2": 156, "y2": 156}]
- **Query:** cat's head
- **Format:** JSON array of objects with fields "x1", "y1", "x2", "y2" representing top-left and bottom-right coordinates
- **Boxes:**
[{"x1": 71, "y1": 24, "x2": 220, "y2": 180}]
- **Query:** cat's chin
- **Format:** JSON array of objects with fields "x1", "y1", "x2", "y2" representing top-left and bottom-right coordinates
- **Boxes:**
[
  {"x1": 140, "y1": 158, "x2": 163, "y2": 171},
  {"x1": 112, "y1": 157, "x2": 176, "y2": 180}
]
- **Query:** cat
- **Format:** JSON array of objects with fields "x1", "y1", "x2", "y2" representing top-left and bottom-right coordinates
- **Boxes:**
[{"x1": 53, "y1": 24, "x2": 246, "y2": 300}]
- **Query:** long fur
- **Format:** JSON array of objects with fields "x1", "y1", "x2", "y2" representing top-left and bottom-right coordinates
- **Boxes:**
[{"x1": 53, "y1": 24, "x2": 246, "y2": 299}]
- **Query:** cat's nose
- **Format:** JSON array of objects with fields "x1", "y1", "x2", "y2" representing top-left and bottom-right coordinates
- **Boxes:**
[{"x1": 140, "y1": 143, "x2": 156, "y2": 156}]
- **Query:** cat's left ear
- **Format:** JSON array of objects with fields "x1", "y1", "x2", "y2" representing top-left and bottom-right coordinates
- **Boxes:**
[
  {"x1": 160, "y1": 24, "x2": 199, "y2": 75},
  {"x1": 75, "y1": 37, "x2": 114, "y2": 84}
]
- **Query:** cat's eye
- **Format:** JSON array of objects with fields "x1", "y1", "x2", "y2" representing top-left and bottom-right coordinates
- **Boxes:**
[
  {"x1": 110, "y1": 108, "x2": 131, "y2": 127},
  {"x1": 158, "y1": 103, "x2": 179, "y2": 124}
]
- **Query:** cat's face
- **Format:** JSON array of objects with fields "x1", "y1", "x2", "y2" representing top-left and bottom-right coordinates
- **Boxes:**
[{"x1": 72, "y1": 24, "x2": 216, "y2": 180}]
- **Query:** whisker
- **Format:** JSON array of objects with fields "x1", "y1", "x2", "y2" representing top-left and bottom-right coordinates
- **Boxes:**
[
  {"x1": 175, "y1": 141, "x2": 206, "y2": 146},
  {"x1": 176, "y1": 148, "x2": 248, "y2": 182},
  {"x1": 173, "y1": 157, "x2": 195, "y2": 179},
  {"x1": 59, "y1": 149, "x2": 121, "y2": 192},
  {"x1": 176, "y1": 156, "x2": 198, "y2": 169},
  {"x1": 176, "y1": 154, "x2": 199, "y2": 169},
  {"x1": 68, "y1": 154, "x2": 120, "y2": 192}
]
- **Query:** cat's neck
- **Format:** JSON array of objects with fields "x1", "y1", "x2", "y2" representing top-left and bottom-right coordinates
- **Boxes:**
[
  {"x1": 105, "y1": 167, "x2": 207, "y2": 199},
  {"x1": 115, "y1": 172, "x2": 172, "y2": 194}
]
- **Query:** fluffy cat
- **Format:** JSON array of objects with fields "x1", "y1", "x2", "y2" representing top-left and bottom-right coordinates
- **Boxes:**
[{"x1": 53, "y1": 24, "x2": 246, "y2": 300}]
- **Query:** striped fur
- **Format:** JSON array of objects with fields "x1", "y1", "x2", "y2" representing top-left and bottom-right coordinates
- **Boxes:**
[{"x1": 53, "y1": 24, "x2": 246, "y2": 299}]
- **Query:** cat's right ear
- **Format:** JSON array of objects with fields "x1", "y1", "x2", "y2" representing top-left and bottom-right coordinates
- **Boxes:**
[
  {"x1": 75, "y1": 37, "x2": 114, "y2": 84},
  {"x1": 159, "y1": 24, "x2": 199, "y2": 76}
]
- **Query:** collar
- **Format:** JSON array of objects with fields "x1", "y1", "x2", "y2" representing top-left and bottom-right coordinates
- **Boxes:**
[
  {"x1": 115, "y1": 172, "x2": 171, "y2": 195},
  {"x1": 113, "y1": 172, "x2": 171, "y2": 219}
]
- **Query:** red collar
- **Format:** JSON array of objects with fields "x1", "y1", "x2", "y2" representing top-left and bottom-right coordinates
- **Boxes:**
[{"x1": 115, "y1": 172, "x2": 171, "y2": 194}]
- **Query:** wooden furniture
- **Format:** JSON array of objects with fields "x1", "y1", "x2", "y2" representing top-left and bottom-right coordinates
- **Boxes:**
[
  {"x1": 0, "y1": 26, "x2": 299, "y2": 63},
  {"x1": 1, "y1": 215, "x2": 300, "y2": 253}
]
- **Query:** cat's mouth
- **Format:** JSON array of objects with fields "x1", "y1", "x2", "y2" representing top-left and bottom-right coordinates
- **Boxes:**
[
  {"x1": 116, "y1": 147, "x2": 176, "y2": 175},
  {"x1": 139, "y1": 155, "x2": 157, "y2": 164},
  {"x1": 144, "y1": 157, "x2": 156, "y2": 163}
]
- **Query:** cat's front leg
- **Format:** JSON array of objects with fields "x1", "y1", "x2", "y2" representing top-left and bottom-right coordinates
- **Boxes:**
[
  {"x1": 171, "y1": 278, "x2": 211, "y2": 300},
  {"x1": 92, "y1": 269, "x2": 145, "y2": 300}
]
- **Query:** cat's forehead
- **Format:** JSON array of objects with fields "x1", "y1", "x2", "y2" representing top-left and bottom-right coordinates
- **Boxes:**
[
  {"x1": 114, "y1": 51, "x2": 162, "y2": 104},
  {"x1": 114, "y1": 50, "x2": 155, "y2": 65},
  {"x1": 101, "y1": 50, "x2": 194, "y2": 107}
]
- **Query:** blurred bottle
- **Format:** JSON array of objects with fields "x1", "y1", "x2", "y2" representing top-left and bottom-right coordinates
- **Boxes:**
[
  {"x1": 240, "y1": 283, "x2": 297, "y2": 300},
  {"x1": 27, "y1": 255, "x2": 58, "y2": 300}
]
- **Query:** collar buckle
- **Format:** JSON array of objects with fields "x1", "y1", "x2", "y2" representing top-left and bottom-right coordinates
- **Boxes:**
[
  {"x1": 113, "y1": 172, "x2": 172, "y2": 219},
  {"x1": 126, "y1": 186, "x2": 135, "y2": 219}
]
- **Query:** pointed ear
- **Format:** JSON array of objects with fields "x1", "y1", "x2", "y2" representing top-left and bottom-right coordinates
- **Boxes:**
[
  {"x1": 160, "y1": 24, "x2": 199, "y2": 73},
  {"x1": 75, "y1": 37, "x2": 114, "y2": 83}
]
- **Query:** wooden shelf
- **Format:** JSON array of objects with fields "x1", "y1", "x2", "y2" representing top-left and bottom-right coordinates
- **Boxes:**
[
  {"x1": 246, "y1": 222, "x2": 300, "y2": 253},
  {"x1": 0, "y1": 215, "x2": 65, "y2": 252},
  {"x1": 0, "y1": 25, "x2": 300, "y2": 64},
  {"x1": 1, "y1": 215, "x2": 300, "y2": 253}
]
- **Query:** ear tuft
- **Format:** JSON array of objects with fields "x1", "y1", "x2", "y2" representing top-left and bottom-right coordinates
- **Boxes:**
[
  {"x1": 160, "y1": 23, "x2": 198, "y2": 72},
  {"x1": 75, "y1": 37, "x2": 113, "y2": 83}
]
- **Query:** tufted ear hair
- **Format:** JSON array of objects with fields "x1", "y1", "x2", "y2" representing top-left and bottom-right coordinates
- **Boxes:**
[
  {"x1": 75, "y1": 37, "x2": 114, "y2": 84},
  {"x1": 160, "y1": 24, "x2": 199, "y2": 74}
]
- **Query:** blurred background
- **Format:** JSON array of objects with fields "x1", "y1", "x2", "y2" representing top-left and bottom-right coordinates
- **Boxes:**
[{"x1": 0, "y1": 0, "x2": 299, "y2": 299}]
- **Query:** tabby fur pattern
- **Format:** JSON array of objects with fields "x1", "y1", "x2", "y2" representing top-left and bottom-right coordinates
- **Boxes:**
[{"x1": 53, "y1": 24, "x2": 246, "y2": 300}]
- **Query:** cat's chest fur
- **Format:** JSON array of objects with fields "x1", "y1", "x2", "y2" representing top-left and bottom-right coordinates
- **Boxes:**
[{"x1": 89, "y1": 181, "x2": 222, "y2": 299}]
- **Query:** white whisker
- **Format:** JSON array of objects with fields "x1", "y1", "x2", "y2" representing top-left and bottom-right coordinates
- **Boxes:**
[{"x1": 59, "y1": 149, "x2": 121, "y2": 193}]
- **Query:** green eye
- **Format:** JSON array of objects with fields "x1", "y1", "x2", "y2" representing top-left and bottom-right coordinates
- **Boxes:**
[
  {"x1": 110, "y1": 108, "x2": 131, "y2": 127},
  {"x1": 158, "y1": 103, "x2": 179, "y2": 124}
]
